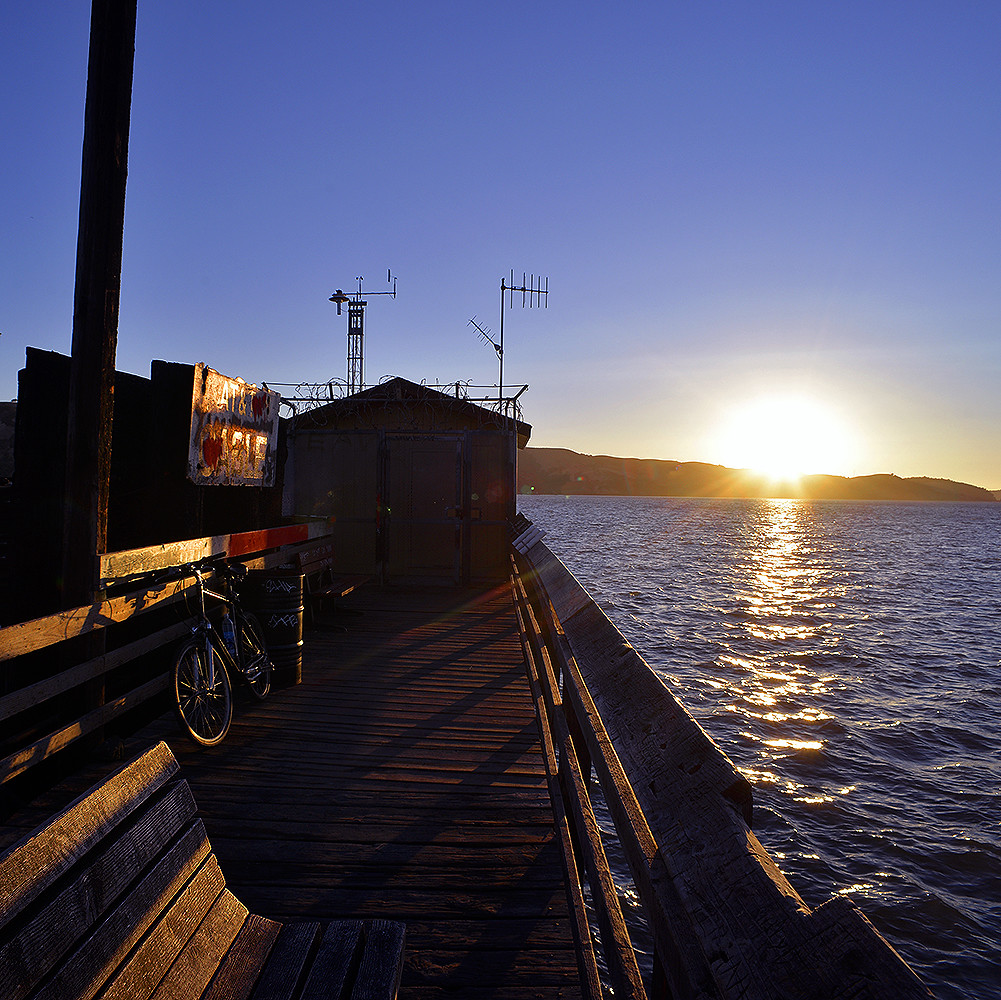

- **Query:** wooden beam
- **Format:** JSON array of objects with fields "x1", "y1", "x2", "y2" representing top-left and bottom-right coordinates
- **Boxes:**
[
  {"x1": 0, "y1": 527, "x2": 331, "y2": 663},
  {"x1": 99, "y1": 522, "x2": 331, "y2": 585},
  {"x1": 513, "y1": 576, "x2": 602, "y2": 1000},
  {"x1": 61, "y1": 0, "x2": 138, "y2": 606},
  {"x1": 0, "y1": 581, "x2": 192, "y2": 662},
  {"x1": 0, "y1": 620, "x2": 191, "y2": 723},
  {"x1": 514, "y1": 570, "x2": 647, "y2": 1000},
  {"x1": 0, "y1": 674, "x2": 169, "y2": 785}
]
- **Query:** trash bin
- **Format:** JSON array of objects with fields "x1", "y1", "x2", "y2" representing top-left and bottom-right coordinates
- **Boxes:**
[{"x1": 245, "y1": 569, "x2": 304, "y2": 686}]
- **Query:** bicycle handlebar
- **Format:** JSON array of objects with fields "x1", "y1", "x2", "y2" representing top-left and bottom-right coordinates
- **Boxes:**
[{"x1": 153, "y1": 553, "x2": 233, "y2": 586}]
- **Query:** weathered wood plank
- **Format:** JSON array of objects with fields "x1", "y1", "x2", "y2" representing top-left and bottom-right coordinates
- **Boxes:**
[
  {"x1": 515, "y1": 576, "x2": 602, "y2": 1000},
  {"x1": 523, "y1": 571, "x2": 719, "y2": 997},
  {"x1": 33, "y1": 823, "x2": 211, "y2": 1000},
  {"x1": 201, "y1": 912, "x2": 282, "y2": 1000},
  {"x1": 298, "y1": 920, "x2": 364, "y2": 1000},
  {"x1": 98, "y1": 523, "x2": 331, "y2": 584},
  {"x1": 0, "y1": 674, "x2": 170, "y2": 784},
  {"x1": 250, "y1": 921, "x2": 322, "y2": 1000},
  {"x1": 0, "y1": 741, "x2": 178, "y2": 928},
  {"x1": 349, "y1": 920, "x2": 407, "y2": 1000},
  {"x1": 147, "y1": 888, "x2": 249, "y2": 1000},
  {"x1": 0, "y1": 780, "x2": 197, "y2": 1000},
  {"x1": 515, "y1": 572, "x2": 646, "y2": 1000},
  {"x1": 0, "y1": 582, "x2": 192, "y2": 661},
  {"x1": 100, "y1": 855, "x2": 228, "y2": 1000},
  {"x1": 0, "y1": 620, "x2": 190, "y2": 723}
]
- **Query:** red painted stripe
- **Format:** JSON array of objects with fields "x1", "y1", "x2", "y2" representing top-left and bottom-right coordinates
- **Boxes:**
[{"x1": 227, "y1": 524, "x2": 310, "y2": 557}]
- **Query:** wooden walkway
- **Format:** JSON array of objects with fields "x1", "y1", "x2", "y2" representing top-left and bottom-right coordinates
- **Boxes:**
[{"x1": 4, "y1": 584, "x2": 582, "y2": 1000}]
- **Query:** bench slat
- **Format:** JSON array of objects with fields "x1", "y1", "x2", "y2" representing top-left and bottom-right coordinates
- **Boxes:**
[
  {"x1": 148, "y1": 889, "x2": 249, "y2": 1000},
  {"x1": 0, "y1": 744, "x2": 406, "y2": 1000},
  {"x1": 310, "y1": 575, "x2": 368, "y2": 600},
  {"x1": 101, "y1": 855, "x2": 227, "y2": 1000},
  {"x1": 0, "y1": 741, "x2": 179, "y2": 930},
  {"x1": 250, "y1": 921, "x2": 322, "y2": 1000},
  {"x1": 0, "y1": 779, "x2": 197, "y2": 1000},
  {"x1": 202, "y1": 912, "x2": 282, "y2": 1000},
  {"x1": 300, "y1": 920, "x2": 365, "y2": 1000},
  {"x1": 34, "y1": 822, "x2": 212, "y2": 1000},
  {"x1": 349, "y1": 921, "x2": 407, "y2": 1000}
]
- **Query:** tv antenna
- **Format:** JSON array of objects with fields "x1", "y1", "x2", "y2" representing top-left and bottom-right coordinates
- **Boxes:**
[
  {"x1": 329, "y1": 270, "x2": 397, "y2": 394},
  {"x1": 468, "y1": 316, "x2": 501, "y2": 358},
  {"x1": 495, "y1": 270, "x2": 547, "y2": 406}
]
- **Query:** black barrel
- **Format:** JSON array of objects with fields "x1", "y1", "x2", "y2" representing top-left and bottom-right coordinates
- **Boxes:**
[{"x1": 245, "y1": 569, "x2": 305, "y2": 686}]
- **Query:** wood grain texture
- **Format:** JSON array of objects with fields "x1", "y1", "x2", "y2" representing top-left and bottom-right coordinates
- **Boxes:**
[
  {"x1": 201, "y1": 912, "x2": 282, "y2": 1000},
  {"x1": 249, "y1": 921, "x2": 322, "y2": 1000},
  {"x1": 0, "y1": 780, "x2": 197, "y2": 1000},
  {"x1": 33, "y1": 823, "x2": 212, "y2": 1000},
  {"x1": 350, "y1": 921, "x2": 408, "y2": 1000},
  {"x1": 129, "y1": 585, "x2": 580, "y2": 1000},
  {"x1": 0, "y1": 673, "x2": 171, "y2": 784},
  {"x1": 0, "y1": 741, "x2": 178, "y2": 927}
]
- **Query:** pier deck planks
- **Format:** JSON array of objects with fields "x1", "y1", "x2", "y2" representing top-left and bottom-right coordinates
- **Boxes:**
[{"x1": 3, "y1": 585, "x2": 581, "y2": 1000}]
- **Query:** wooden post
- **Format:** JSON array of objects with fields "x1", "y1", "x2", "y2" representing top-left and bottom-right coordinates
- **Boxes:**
[{"x1": 61, "y1": 0, "x2": 137, "y2": 608}]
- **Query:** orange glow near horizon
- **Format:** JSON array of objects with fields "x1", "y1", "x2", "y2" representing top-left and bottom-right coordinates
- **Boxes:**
[{"x1": 709, "y1": 394, "x2": 859, "y2": 480}]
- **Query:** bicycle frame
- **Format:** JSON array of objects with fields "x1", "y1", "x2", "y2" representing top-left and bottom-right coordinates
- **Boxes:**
[{"x1": 189, "y1": 566, "x2": 241, "y2": 676}]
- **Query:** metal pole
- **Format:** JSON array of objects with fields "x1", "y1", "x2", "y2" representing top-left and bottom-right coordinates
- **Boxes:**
[{"x1": 499, "y1": 276, "x2": 506, "y2": 408}]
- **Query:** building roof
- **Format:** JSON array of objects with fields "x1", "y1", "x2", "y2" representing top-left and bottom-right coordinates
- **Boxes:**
[{"x1": 293, "y1": 377, "x2": 532, "y2": 448}]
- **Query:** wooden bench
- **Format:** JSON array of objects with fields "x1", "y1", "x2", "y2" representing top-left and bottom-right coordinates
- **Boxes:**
[
  {"x1": 294, "y1": 543, "x2": 370, "y2": 626},
  {"x1": 0, "y1": 742, "x2": 405, "y2": 1000}
]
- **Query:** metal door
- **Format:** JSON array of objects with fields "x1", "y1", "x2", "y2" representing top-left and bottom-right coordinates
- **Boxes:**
[{"x1": 384, "y1": 435, "x2": 462, "y2": 583}]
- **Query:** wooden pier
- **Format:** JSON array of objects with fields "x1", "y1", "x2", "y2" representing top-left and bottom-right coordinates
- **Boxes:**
[
  {"x1": 1, "y1": 534, "x2": 936, "y2": 1000},
  {"x1": 2, "y1": 584, "x2": 582, "y2": 1000}
]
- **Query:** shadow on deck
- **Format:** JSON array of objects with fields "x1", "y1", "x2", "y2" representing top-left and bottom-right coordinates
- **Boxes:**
[{"x1": 79, "y1": 584, "x2": 581, "y2": 1000}]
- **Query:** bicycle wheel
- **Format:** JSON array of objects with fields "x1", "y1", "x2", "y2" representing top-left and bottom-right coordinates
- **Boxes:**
[
  {"x1": 238, "y1": 611, "x2": 271, "y2": 700},
  {"x1": 172, "y1": 639, "x2": 233, "y2": 745}
]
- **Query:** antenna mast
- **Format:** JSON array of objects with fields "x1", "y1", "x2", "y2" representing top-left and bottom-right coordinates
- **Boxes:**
[
  {"x1": 498, "y1": 270, "x2": 548, "y2": 406},
  {"x1": 328, "y1": 270, "x2": 397, "y2": 394}
]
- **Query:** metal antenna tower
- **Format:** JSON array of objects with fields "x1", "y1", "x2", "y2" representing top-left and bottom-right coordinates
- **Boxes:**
[
  {"x1": 498, "y1": 270, "x2": 548, "y2": 405},
  {"x1": 329, "y1": 270, "x2": 397, "y2": 394}
]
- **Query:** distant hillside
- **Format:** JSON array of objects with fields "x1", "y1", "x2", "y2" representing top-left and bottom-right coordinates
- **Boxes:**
[{"x1": 518, "y1": 447, "x2": 998, "y2": 502}]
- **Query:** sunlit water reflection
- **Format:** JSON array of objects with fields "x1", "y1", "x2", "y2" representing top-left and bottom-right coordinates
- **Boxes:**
[{"x1": 520, "y1": 495, "x2": 1001, "y2": 1000}]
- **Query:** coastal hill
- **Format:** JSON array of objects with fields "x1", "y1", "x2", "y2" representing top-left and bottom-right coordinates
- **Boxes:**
[{"x1": 519, "y1": 447, "x2": 997, "y2": 502}]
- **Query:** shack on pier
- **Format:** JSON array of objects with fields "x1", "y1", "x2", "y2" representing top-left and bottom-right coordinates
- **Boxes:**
[{"x1": 286, "y1": 378, "x2": 531, "y2": 586}]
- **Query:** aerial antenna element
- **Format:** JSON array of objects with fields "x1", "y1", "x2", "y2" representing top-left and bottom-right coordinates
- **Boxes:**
[
  {"x1": 497, "y1": 270, "x2": 547, "y2": 405},
  {"x1": 329, "y1": 271, "x2": 397, "y2": 394}
]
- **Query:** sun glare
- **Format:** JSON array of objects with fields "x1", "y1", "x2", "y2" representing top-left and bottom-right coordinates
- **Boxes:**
[{"x1": 712, "y1": 395, "x2": 857, "y2": 480}]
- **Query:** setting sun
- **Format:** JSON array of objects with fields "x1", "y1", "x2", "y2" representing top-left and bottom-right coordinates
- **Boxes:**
[{"x1": 710, "y1": 395, "x2": 858, "y2": 480}]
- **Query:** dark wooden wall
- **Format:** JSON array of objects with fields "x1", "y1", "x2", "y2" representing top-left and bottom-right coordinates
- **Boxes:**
[{"x1": 11, "y1": 351, "x2": 285, "y2": 621}]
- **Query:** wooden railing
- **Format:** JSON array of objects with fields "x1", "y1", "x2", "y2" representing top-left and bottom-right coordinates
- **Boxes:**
[
  {"x1": 511, "y1": 536, "x2": 932, "y2": 1000},
  {"x1": 0, "y1": 522, "x2": 332, "y2": 789}
]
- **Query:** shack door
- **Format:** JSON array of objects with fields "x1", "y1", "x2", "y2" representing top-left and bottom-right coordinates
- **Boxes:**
[{"x1": 384, "y1": 435, "x2": 462, "y2": 584}]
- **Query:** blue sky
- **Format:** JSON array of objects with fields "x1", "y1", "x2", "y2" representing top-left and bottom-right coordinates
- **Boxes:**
[{"x1": 3, "y1": 2, "x2": 1000, "y2": 486}]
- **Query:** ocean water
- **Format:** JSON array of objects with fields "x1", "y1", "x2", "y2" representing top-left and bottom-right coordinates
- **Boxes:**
[{"x1": 519, "y1": 494, "x2": 1001, "y2": 1000}]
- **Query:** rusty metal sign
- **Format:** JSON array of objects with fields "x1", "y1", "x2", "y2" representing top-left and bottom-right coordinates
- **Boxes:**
[{"x1": 187, "y1": 363, "x2": 281, "y2": 486}]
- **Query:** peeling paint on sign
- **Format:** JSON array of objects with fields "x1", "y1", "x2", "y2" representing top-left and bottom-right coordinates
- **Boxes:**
[{"x1": 187, "y1": 363, "x2": 281, "y2": 486}]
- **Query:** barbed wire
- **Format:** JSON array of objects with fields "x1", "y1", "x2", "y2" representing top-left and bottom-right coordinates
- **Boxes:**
[{"x1": 267, "y1": 376, "x2": 527, "y2": 427}]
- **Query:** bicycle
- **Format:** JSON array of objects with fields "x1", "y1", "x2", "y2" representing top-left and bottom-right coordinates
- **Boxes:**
[{"x1": 166, "y1": 556, "x2": 272, "y2": 745}]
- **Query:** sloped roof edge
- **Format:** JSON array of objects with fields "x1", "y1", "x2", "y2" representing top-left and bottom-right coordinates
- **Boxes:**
[{"x1": 293, "y1": 377, "x2": 532, "y2": 445}]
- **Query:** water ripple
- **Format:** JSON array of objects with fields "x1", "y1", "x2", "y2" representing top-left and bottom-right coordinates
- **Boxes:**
[{"x1": 522, "y1": 494, "x2": 1001, "y2": 1000}]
